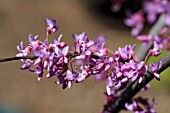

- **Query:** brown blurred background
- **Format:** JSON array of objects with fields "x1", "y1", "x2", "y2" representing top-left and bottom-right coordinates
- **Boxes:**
[{"x1": 0, "y1": 0, "x2": 170, "y2": 113}]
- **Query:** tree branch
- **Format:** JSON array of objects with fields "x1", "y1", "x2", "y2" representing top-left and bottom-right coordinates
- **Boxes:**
[
  {"x1": 137, "y1": 15, "x2": 166, "y2": 61},
  {"x1": 0, "y1": 56, "x2": 38, "y2": 63}
]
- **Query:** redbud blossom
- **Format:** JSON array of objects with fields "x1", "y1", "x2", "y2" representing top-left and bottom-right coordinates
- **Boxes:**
[
  {"x1": 150, "y1": 60, "x2": 162, "y2": 81},
  {"x1": 125, "y1": 12, "x2": 144, "y2": 36},
  {"x1": 45, "y1": 18, "x2": 59, "y2": 34}
]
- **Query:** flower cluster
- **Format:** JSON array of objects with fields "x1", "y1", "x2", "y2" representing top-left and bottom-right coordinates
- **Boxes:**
[
  {"x1": 125, "y1": 97, "x2": 156, "y2": 113},
  {"x1": 137, "y1": 26, "x2": 170, "y2": 51},
  {"x1": 111, "y1": 0, "x2": 170, "y2": 36},
  {"x1": 106, "y1": 44, "x2": 148, "y2": 95},
  {"x1": 17, "y1": 18, "x2": 162, "y2": 90},
  {"x1": 16, "y1": 18, "x2": 164, "y2": 113},
  {"x1": 144, "y1": 0, "x2": 170, "y2": 25},
  {"x1": 17, "y1": 33, "x2": 94, "y2": 89},
  {"x1": 124, "y1": 84, "x2": 156, "y2": 113},
  {"x1": 102, "y1": 83, "x2": 155, "y2": 113}
]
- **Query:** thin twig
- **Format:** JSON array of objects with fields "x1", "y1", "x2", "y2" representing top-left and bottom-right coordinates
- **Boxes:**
[{"x1": 0, "y1": 56, "x2": 38, "y2": 63}]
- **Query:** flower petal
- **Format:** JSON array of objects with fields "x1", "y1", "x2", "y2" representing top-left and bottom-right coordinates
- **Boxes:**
[
  {"x1": 20, "y1": 63, "x2": 31, "y2": 70},
  {"x1": 62, "y1": 46, "x2": 69, "y2": 56},
  {"x1": 154, "y1": 73, "x2": 160, "y2": 81},
  {"x1": 17, "y1": 41, "x2": 24, "y2": 51}
]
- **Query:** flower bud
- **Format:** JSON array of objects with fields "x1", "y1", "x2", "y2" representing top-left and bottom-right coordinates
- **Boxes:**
[{"x1": 60, "y1": 42, "x2": 67, "y2": 48}]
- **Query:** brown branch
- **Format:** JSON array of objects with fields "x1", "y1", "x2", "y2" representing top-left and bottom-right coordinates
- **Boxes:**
[
  {"x1": 0, "y1": 56, "x2": 38, "y2": 63},
  {"x1": 136, "y1": 15, "x2": 166, "y2": 61},
  {"x1": 0, "y1": 52, "x2": 99, "y2": 63}
]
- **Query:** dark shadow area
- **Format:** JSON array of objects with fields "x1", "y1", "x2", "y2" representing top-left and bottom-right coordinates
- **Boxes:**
[{"x1": 78, "y1": 0, "x2": 143, "y2": 31}]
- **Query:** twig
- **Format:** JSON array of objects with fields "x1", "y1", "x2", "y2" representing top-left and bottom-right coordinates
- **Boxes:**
[
  {"x1": 0, "y1": 52, "x2": 100, "y2": 63},
  {"x1": 0, "y1": 56, "x2": 38, "y2": 63}
]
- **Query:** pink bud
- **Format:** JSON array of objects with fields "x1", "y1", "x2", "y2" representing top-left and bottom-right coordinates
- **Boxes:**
[
  {"x1": 149, "y1": 49, "x2": 155, "y2": 56},
  {"x1": 98, "y1": 59, "x2": 103, "y2": 63},
  {"x1": 48, "y1": 45, "x2": 53, "y2": 50},
  {"x1": 121, "y1": 77, "x2": 128, "y2": 83},
  {"x1": 60, "y1": 42, "x2": 67, "y2": 48},
  {"x1": 109, "y1": 57, "x2": 114, "y2": 62},
  {"x1": 102, "y1": 48, "x2": 108, "y2": 56},
  {"x1": 82, "y1": 69, "x2": 88, "y2": 76},
  {"x1": 35, "y1": 40, "x2": 41, "y2": 46},
  {"x1": 159, "y1": 27, "x2": 168, "y2": 35},
  {"x1": 85, "y1": 50, "x2": 92, "y2": 56},
  {"x1": 25, "y1": 46, "x2": 32, "y2": 54},
  {"x1": 47, "y1": 27, "x2": 52, "y2": 34},
  {"x1": 78, "y1": 40, "x2": 83, "y2": 45},
  {"x1": 134, "y1": 12, "x2": 144, "y2": 23},
  {"x1": 34, "y1": 40, "x2": 41, "y2": 50}
]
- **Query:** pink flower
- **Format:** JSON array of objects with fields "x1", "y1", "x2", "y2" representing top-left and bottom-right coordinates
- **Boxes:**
[
  {"x1": 45, "y1": 18, "x2": 59, "y2": 34},
  {"x1": 125, "y1": 12, "x2": 144, "y2": 36},
  {"x1": 150, "y1": 60, "x2": 162, "y2": 81},
  {"x1": 149, "y1": 41, "x2": 161, "y2": 56}
]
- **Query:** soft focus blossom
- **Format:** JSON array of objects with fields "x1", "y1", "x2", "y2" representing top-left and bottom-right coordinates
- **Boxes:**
[
  {"x1": 144, "y1": 0, "x2": 164, "y2": 24},
  {"x1": 137, "y1": 35, "x2": 153, "y2": 46},
  {"x1": 137, "y1": 30, "x2": 170, "y2": 51},
  {"x1": 149, "y1": 41, "x2": 161, "y2": 56},
  {"x1": 125, "y1": 97, "x2": 156, "y2": 113},
  {"x1": 111, "y1": 0, "x2": 170, "y2": 36},
  {"x1": 125, "y1": 12, "x2": 144, "y2": 36},
  {"x1": 141, "y1": 84, "x2": 151, "y2": 92},
  {"x1": 111, "y1": 0, "x2": 125, "y2": 12}
]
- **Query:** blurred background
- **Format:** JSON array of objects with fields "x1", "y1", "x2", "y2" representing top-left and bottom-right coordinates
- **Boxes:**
[{"x1": 0, "y1": 0, "x2": 169, "y2": 113}]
